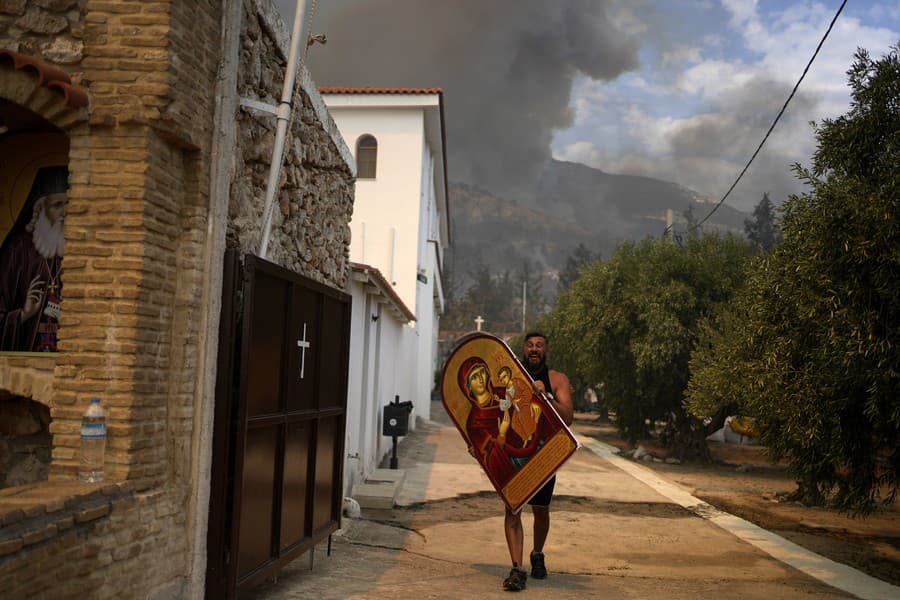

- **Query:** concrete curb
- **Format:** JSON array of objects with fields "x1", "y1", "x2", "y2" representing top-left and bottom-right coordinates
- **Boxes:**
[{"x1": 578, "y1": 436, "x2": 900, "y2": 600}]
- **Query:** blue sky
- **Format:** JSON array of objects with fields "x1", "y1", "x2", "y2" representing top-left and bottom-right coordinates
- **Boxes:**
[{"x1": 553, "y1": 0, "x2": 900, "y2": 209}]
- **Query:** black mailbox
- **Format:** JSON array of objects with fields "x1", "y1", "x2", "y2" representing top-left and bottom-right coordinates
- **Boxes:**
[{"x1": 383, "y1": 400, "x2": 413, "y2": 437}]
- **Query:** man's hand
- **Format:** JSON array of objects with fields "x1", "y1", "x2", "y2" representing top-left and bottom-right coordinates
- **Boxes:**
[
  {"x1": 22, "y1": 276, "x2": 45, "y2": 321},
  {"x1": 467, "y1": 445, "x2": 480, "y2": 461}
]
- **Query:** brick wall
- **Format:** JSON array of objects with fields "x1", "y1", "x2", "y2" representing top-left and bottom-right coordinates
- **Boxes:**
[
  {"x1": 0, "y1": 482, "x2": 191, "y2": 599},
  {"x1": 0, "y1": 0, "x2": 355, "y2": 596},
  {"x1": 1, "y1": 0, "x2": 220, "y2": 596},
  {"x1": 48, "y1": 0, "x2": 220, "y2": 486}
]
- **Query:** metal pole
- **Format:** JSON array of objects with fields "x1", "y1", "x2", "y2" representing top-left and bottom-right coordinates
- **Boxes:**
[
  {"x1": 258, "y1": 0, "x2": 312, "y2": 258},
  {"x1": 390, "y1": 395, "x2": 399, "y2": 469},
  {"x1": 390, "y1": 436, "x2": 398, "y2": 469},
  {"x1": 522, "y1": 280, "x2": 526, "y2": 331}
]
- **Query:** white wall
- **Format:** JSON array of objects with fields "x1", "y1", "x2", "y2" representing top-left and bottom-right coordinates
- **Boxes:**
[
  {"x1": 343, "y1": 287, "x2": 369, "y2": 497},
  {"x1": 330, "y1": 96, "x2": 449, "y2": 497},
  {"x1": 412, "y1": 140, "x2": 445, "y2": 422},
  {"x1": 344, "y1": 282, "x2": 415, "y2": 498},
  {"x1": 328, "y1": 108, "x2": 424, "y2": 314}
]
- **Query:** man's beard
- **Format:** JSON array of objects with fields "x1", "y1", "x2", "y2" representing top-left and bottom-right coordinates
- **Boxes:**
[
  {"x1": 32, "y1": 211, "x2": 65, "y2": 259},
  {"x1": 523, "y1": 354, "x2": 546, "y2": 375}
]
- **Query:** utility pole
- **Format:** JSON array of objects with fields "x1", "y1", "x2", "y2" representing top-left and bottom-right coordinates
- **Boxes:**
[{"x1": 521, "y1": 280, "x2": 526, "y2": 331}]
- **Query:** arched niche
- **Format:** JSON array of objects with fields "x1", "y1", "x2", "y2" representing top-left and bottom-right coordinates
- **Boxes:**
[{"x1": 0, "y1": 391, "x2": 52, "y2": 488}]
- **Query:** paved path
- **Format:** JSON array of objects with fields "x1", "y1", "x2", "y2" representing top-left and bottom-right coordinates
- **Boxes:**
[{"x1": 244, "y1": 406, "x2": 888, "y2": 599}]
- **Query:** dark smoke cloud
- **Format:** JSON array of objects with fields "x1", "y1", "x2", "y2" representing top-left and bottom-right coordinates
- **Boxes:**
[
  {"x1": 276, "y1": 0, "x2": 641, "y2": 198},
  {"x1": 675, "y1": 76, "x2": 820, "y2": 207},
  {"x1": 634, "y1": 75, "x2": 819, "y2": 208}
]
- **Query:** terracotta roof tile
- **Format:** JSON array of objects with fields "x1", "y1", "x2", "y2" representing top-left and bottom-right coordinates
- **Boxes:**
[
  {"x1": 318, "y1": 86, "x2": 442, "y2": 95},
  {"x1": 45, "y1": 80, "x2": 89, "y2": 109},
  {"x1": 0, "y1": 49, "x2": 88, "y2": 108},
  {"x1": 350, "y1": 262, "x2": 417, "y2": 322}
]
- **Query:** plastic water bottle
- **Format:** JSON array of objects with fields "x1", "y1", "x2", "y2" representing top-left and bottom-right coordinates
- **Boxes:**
[{"x1": 79, "y1": 397, "x2": 106, "y2": 483}]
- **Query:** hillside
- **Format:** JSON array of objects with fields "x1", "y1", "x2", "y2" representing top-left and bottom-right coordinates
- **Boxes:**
[{"x1": 446, "y1": 159, "x2": 749, "y2": 297}]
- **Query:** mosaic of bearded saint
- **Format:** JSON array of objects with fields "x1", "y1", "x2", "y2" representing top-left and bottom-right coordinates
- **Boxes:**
[{"x1": 0, "y1": 166, "x2": 68, "y2": 352}]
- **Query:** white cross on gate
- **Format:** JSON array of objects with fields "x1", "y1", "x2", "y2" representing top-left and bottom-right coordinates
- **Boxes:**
[
  {"x1": 297, "y1": 323, "x2": 311, "y2": 379},
  {"x1": 475, "y1": 315, "x2": 484, "y2": 332}
]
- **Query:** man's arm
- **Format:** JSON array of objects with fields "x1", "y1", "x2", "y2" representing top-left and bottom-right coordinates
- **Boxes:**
[{"x1": 548, "y1": 370, "x2": 574, "y2": 426}]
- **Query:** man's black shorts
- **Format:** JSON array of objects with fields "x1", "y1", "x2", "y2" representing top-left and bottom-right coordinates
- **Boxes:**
[{"x1": 527, "y1": 475, "x2": 556, "y2": 507}]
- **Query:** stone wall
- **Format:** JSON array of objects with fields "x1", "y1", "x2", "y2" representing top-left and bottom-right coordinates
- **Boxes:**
[
  {"x1": 0, "y1": 0, "x2": 85, "y2": 69},
  {"x1": 229, "y1": 0, "x2": 354, "y2": 289}
]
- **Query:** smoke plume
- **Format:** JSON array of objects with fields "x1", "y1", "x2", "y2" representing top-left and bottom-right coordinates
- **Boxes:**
[{"x1": 277, "y1": 0, "x2": 641, "y2": 199}]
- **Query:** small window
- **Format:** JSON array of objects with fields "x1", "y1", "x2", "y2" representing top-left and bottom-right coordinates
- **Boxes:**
[{"x1": 356, "y1": 134, "x2": 377, "y2": 179}]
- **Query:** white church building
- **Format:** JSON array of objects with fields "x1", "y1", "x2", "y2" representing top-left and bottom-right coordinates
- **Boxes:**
[{"x1": 320, "y1": 87, "x2": 450, "y2": 497}]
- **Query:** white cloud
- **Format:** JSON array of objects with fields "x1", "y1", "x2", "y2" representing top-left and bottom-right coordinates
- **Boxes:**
[
  {"x1": 609, "y1": 0, "x2": 652, "y2": 35},
  {"x1": 621, "y1": 105, "x2": 680, "y2": 155},
  {"x1": 702, "y1": 33, "x2": 724, "y2": 48},
  {"x1": 557, "y1": 70, "x2": 822, "y2": 210},
  {"x1": 720, "y1": 0, "x2": 898, "y2": 98},
  {"x1": 675, "y1": 59, "x2": 759, "y2": 98},
  {"x1": 662, "y1": 44, "x2": 704, "y2": 67},
  {"x1": 721, "y1": 0, "x2": 759, "y2": 28},
  {"x1": 620, "y1": 72, "x2": 672, "y2": 96},
  {"x1": 558, "y1": 1, "x2": 898, "y2": 211}
]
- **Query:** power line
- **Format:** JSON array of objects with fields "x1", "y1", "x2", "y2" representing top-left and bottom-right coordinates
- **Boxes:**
[{"x1": 664, "y1": 0, "x2": 848, "y2": 237}]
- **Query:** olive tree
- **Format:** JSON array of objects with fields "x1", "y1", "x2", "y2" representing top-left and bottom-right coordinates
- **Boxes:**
[
  {"x1": 544, "y1": 233, "x2": 754, "y2": 458},
  {"x1": 686, "y1": 46, "x2": 900, "y2": 513}
]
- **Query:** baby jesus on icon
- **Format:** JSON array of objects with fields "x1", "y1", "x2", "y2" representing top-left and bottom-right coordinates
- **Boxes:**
[{"x1": 497, "y1": 366, "x2": 542, "y2": 448}]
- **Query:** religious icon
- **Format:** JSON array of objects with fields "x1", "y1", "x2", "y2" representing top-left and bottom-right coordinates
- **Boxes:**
[
  {"x1": 497, "y1": 366, "x2": 542, "y2": 448},
  {"x1": 441, "y1": 332, "x2": 579, "y2": 513},
  {"x1": 0, "y1": 165, "x2": 68, "y2": 352}
]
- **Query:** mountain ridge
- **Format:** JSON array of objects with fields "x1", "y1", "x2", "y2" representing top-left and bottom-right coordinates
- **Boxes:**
[{"x1": 446, "y1": 159, "x2": 749, "y2": 298}]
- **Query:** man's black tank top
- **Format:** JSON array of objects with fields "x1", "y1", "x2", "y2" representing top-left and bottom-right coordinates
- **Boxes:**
[{"x1": 528, "y1": 364, "x2": 553, "y2": 399}]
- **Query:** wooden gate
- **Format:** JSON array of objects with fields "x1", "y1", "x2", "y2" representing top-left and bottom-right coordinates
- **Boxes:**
[{"x1": 206, "y1": 251, "x2": 350, "y2": 598}]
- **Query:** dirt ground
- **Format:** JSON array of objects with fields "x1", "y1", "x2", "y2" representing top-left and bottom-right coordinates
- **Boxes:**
[
  {"x1": 573, "y1": 413, "x2": 900, "y2": 587},
  {"x1": 245, "y1": 407, "x2": 893, "y2": 599}
]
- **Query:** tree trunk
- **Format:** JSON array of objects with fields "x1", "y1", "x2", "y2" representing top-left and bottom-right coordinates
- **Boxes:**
[
  {"x1": 660, "y1": 407, "x2": 712, "y2": 462},
  {"x1": 785, "y1": 474, "x2": 826, "y2": 506},
  {"x1": 702, "y1": 406, "x2": 731, "y2": 438}
]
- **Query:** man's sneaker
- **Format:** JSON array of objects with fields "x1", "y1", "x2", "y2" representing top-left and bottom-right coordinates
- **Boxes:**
[
  {"x1": 502, "y1": 567, "x2": 527, "y2": 591},
  {"x1": 530, "y1": 551, "x2": 547, "y2": 579}
]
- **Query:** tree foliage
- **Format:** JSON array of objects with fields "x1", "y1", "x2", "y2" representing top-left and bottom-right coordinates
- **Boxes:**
[
  {"x1": 744, "y1": 193, "x2": 781, "y2": 251},
  {"x1": 558, "y1": 243, "x2": 597, "y2": 291},
  {"x1": 542, "y1": 233, "x2": 754, "y2": 458},
  {"x1": 686, "y1": 46, "x2": 900, "y2": 513}
]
